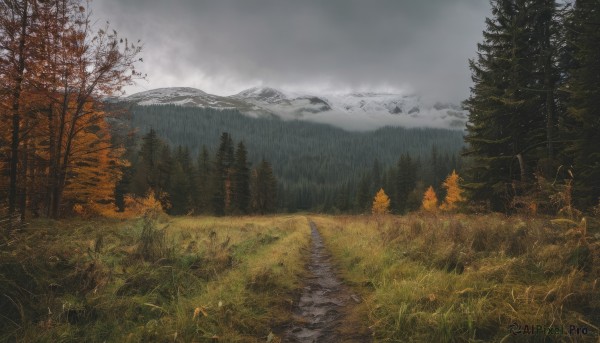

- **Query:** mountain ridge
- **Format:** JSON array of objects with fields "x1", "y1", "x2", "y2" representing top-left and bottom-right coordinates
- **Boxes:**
[{"x1": 118, "y1": 86, "x2": 467, "y2": 131}]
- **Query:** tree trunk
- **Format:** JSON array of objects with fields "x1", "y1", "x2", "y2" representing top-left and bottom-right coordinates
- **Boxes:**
[
  {"x1": 19, "y1": 135, "x2": 29, "y2": 221},
  {"x1": 8, "y1": 0, "x2": 29, "y2": 228},
  {"x1": 45, "y1": 105, "x2": 55, "y2": 217},
  {"x1": 50, "y1": 88, "x2": 69, "y2": 218},
  {"x1": 543, "y1": 0, "x2": 555, "y2": 161}
]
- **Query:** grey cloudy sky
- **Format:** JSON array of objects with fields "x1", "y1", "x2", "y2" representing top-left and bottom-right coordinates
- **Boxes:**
[{"x1": 92, "y1": 0, "x2": 490, "y2": 103}]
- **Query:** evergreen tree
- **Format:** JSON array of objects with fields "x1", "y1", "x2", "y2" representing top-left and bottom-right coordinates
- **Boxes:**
[
  {"x1": 382, "y1": 168, "x2": 397, "y2": 212},
  {"x1": 134, "y1": 129, "x2": 162, "y2": 193},
  {"x1": 334, "y1": 181, "x2": 351, "y2": 212},
  {"x1": 396, "y1": 153, "x2": 417, "y2": 213},
  {"x1": 355, "y1": 173, "x2": 372, "y2": 213},
  {"x1": 463, "y1": 0, "x2": 559, "y2": 210},
  {"x1": 534, "y1": 0, "x2": 561, "y2": 167},
  {"x1": 430, "y1": 145, "x2": 440, "y2": 189},
  {"x1": 114, "y1": 167, "x2": 131, "y2": 212},
  {"x1": 169, "y1": 161, "x2": 190, "y2": 215},
  {"x1": 232, "y1": 141, "x2": 251, "y2": 214},
  {"x1": 371, "y1": 158, "x2": 382, "y2": 194},
  {"x1": 167, "y1": 146, "x2": 194, "y2": 215},
  {"x1": 196, "y1": 145, "x2": 212, "y2": 213},
  {"x1": 565, "y1": 0, "x2": 600, "y2": 208},
  {"x1": 156, "y1": 145, "x2": 173, "y2": 209},
  {"x1": 175, "y1": 145, "x2": 195, "y2": 179},
  {"x1": 251, "y1": 159, "x2": 277, "y2": 214},
  {"x1": 212, "y1": 132, "x2": 234, "y2": 215}
]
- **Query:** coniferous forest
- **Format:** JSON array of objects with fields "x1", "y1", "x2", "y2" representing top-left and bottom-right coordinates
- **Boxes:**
[
  {"x1": 112, "y1": 105, "x2": 464, "y2": 215},
  {"x1": 464, "y1": 0, "x2": 600, "y2": 213},
  {"x1": 116, "y1": 129, "x2": 278, "y2": 216}
]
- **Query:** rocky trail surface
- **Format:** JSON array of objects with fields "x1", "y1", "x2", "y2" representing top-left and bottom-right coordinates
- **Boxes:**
[{"x1": 284, "y1": 221, "x2": 371, "y2": 343}]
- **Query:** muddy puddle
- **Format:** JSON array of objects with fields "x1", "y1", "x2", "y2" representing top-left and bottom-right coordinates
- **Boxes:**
[{"x1": 284, "y1": 221, "x2": 370, "y2": 343}]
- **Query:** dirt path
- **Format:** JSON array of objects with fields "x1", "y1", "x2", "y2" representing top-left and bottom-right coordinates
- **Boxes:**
[{"x1": 284, "y1": 221, "x2": 370, "y2": 343}]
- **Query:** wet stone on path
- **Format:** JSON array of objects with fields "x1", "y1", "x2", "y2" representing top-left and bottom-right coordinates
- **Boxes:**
[{"x1": 284, "y1": 222, "x2": 370, "y2": 343}]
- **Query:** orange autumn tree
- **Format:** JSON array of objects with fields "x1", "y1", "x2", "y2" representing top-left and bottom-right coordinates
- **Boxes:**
[
  {"x1": 0, "y1": 0, "x2": 143, "y2": 219},
  {"x1": 61, "y1": 103, "x2": 128, "y2": 214},
  {"x1": 422, "y1": 186, "x2": 438, "y2": 212},
  {"x1": 372, "y1": 188, "x2": 391, "y2": 215},
  {"x1": 440, "y1": 170, "x2": 465, "y2": 211}
]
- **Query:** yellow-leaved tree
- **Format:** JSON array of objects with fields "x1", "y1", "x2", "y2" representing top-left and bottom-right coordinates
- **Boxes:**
[
  {"x1": 422, "y1": 186, "x2": 438, "y2": 212},
  {"x1": 372, "y1": 188, "x2": 391, "y2": 215},
  {"x1": 440, "y1": 170, "x2": 465, "y2": 211}
]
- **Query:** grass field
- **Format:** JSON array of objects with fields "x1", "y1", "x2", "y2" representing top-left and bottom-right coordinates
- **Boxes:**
[
  {"x1": 313, "y1": 214, "x2": 600, "y2": 342},
  {"x1": 0, "y1": 214, "x2": 311, "y2": 342},
  {"x1": 1, "y1": 213, "x2": 599, "y2": 342}
]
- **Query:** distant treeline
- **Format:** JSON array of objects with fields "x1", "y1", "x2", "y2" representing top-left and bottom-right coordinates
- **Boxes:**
[
  {"x1": 113, "y1": 105, "x2": 464, "y2": 213},
  {"x1": 117, "y1": 130, "x2": 277, "y2": 215}
]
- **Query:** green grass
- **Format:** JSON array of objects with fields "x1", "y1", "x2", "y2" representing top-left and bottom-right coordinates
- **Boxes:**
[
  {"x1": 0, "y1": 214, "x2": 310, "y2": 342},
  {"x1": 312, "y1": 214, "x2": 600, "y2": 342},
  {"x1": 2, "y1": 213, "x2": 598, "y2": 342}
]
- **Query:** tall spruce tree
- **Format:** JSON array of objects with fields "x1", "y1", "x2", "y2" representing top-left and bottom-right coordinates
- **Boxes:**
[
  {"x1": 251, "y1": 159, "x2": 277, "y2": 214},
  {"x1": 196, "y1": 145, "x2": 212, "y2": 213},
  {"x1": 212, "y1": 132, "x2": 234, "y2": 215},
  {"x1": 169, "y1": 161, "x2": 190, "y2": 215},
  {"x1": 565, "y1": 0, "x2": 600, "y2": 208},
  {"x1": 430, "y1": 145, "x2": 441, "y2": 190},
  {"x1": 169, "y1": 146, "x2": 194, "y2": 214},
  {"x1": 232, "y1": 141, "x2": 251, "y2": 214},
  {"x1": 371, "y1": 158, "x2": 382, "y2": 194},
  {"x1": 156, "y1": 145, "x2": 173, "y2": 209},
  {"x1": 396, "y1": 153, "x2": 417, "y2": 213},
  {"x1": 130, "y1": 129, "x2": 163, "y2": 196},
  {"x1": 464, "y1": 0, "x2": 559, "y2": 210},
  {"x1": 355, "y1": 173, "x2": 372, "y2": 213}
]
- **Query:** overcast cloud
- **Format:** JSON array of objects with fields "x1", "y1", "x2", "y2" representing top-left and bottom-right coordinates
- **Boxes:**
[{"x1": 92, "y1": 0, "x2": 490, "y2": 103}]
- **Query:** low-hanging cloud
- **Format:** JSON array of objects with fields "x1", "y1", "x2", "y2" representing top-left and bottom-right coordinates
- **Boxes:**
[{"x1": 92, "y1": 0, "x2": 490, "y2": 103}]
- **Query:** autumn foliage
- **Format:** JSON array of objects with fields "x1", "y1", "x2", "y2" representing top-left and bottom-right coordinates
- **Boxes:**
[
  {"x1": 422, "y1": 186, "x2": 438, "y2": 212},
  {"x1": 440, "y1": 170, "x2": 465, "y2": 211},
  {"x1": 0, "y1": 0, "x2": 142, "y2": 220},
  {"x1": 372, "y1": 188, "x2": 391, "y2": 215},
  {"x1": 123, "y1": 191, "x2": 169, "y2": 216}
]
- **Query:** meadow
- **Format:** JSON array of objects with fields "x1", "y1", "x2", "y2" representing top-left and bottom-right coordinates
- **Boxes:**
[
  {"x1": 314, "y1": 214, "x2": 599, "y2": 342},
  {"x1": 1, "y1": 213, "x2": 598, "y2": 342},
  {"x1": 0, "y1": 214, "x2": 311, "y2": 342}
]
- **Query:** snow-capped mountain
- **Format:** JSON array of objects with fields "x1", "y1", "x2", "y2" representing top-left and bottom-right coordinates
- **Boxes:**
[
  {"x1": 120, "y1": 87, "x2": 467, "y2": 130},
  {"x1": 122, "y1": 87, "x2": 252, "y2": 110}
]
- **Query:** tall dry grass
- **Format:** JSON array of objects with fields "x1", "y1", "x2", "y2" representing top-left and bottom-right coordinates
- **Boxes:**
[
  {"x1": 313, "y1": 213, "x2": 600, "y2": 342},
  {"x1": 0, "y1": 215, "x2": 311, "y2": 342}
]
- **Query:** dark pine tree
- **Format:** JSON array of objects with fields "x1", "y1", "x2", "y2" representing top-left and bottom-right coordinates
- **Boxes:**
[
  {"x1": 156, "y1": 144, "x2": 173, "y2": 209},
  {"x1": 212, "y1": 132, "x2": 234, "y2": 216},
  {"x1": 463, "y1": 0, "x2": 558, "y2": 210},
  {"x1": 169, "y1": 161, "x2": 190, "y2": 215},
  {"x1": 251, "y1": 159, "x2": 277, "y2": 214},
  {"x1": 371, "y1": 158, "x2": 382, "y2": 195},
  {"x1": 232, "y1": 141, "x2": 251, "y2": 214},
  {"x1": 396, "y1": 153, "x2": 417, "y2": 213},
  {"x1": 355, "y1": 173, "x2": 371, "y2": 213},
  {"x1": 133, "y1": 129, "x2": 162, "y2": 194},
  {"x1": 565, "y1": 0, "x2": 600, "y2": 209},
  {"x1": 196, "y1": 145, "x2": 212, "y2": 213},
  {"x1": 168, "y1": 146, "x2": 194, "y2": 215}
]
